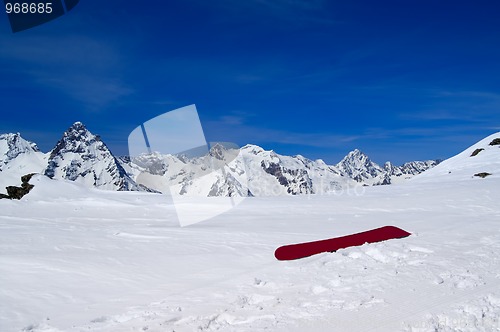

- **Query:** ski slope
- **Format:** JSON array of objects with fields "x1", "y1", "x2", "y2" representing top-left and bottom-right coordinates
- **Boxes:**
[{"x1": 1, "y1": 134, "x2": 500, "y2": 331}]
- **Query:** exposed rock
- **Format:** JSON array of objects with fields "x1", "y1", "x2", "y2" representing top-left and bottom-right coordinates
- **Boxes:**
[
  {"x1": 489, "y1": 138, "x2": 500, "y2": 146},
  {"x1": 0, "y1": 173, "x2": 36, "y2": 200},
  {"x1": 261, "y1": 160, "x2": 314, "y2": 195},
  {"x1": 471, "y1": 148, "x2": 484, "y2": 157},
  {"x1": 474, "y1": 172, "x2": 492, "y2": 178}
]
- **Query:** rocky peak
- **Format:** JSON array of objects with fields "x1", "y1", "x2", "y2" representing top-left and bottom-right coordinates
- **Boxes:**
[
  {"x1": 62, "y1": 122, "x2": 92, "y2": 141},
  {"x1": 336, "y1": 149, "x2": 384, "y2": 182},
  {"x1": 0, "y1": 133, "x2": 40, "y2": 161},
  {"x1": 342, "y1": 149, "x2": 371, "y2": 163},
  {"x1": 44, "y1": 122, "x2": 142, "y2": 191},
  {"x1": 209, "y1": 143, "x2": 228, "y2": 161},
  {"x1": 49, "y1": 122, "x2": 103, "y2": 159}
]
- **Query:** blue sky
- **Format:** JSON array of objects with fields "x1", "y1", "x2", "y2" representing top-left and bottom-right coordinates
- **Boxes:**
[{"x1": 1, "y1": 0, "x2": 499, "y2": 164}]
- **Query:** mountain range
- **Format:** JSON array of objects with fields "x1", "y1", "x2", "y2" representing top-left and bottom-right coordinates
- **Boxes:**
[{"x1": 0, "y1": 122, "x2": 441, "y2": 196}]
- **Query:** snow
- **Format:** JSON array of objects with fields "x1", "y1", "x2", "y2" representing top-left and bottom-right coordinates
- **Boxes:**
[
  {"x1": 44, "y1": 123, "x2": 140, "y2": 191},
  {"x1": 124, "y1": 143, "x2": 438, "y2": 197},
  {"x1": 1, "y1": 126, "x2": 438, "y2": 198},
  {"x1": 0, "y1": 133, "x2": 47, "y2": 195},
  {"x1": 1, "y1": 133, "x2": 500, "y2": 331},
  {"x1": 412, "y1": 132, "x2": 500, "y2": 183}
]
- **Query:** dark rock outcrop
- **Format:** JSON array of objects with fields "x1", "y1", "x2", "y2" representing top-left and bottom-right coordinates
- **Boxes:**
[
  {"x1": 0, "y1": 173, "x2": 36, "y2": 200},
  {"x1": 489, "y1": 138, "x2": 500, "y2": 146},
  {"x1": 471, "y1": 148, "x2": 484, "y2": 157},
  {"x1": 474, "y1": 172, "x2": 492, "y2": 178}
]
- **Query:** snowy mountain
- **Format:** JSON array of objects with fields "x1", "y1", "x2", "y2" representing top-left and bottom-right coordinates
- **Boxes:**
[
  {"x1": 0, "y1": 133, "x2": 47, "y2": 194},
  {"x1": 413, "y1": 132, "x2": 500, "y2": 183},
  {"x1": 240, "y1": 144, "x2": 349, "y2": 196},
  {"x1": 128, "y1": 144, "x2": 251, "y2": 197},
  {"x1": 122, "y1": 144, "x2": 438, "y2": 197},
  {"x1": 336, "y1": 149, "x2": 384, "y2": 184},
  {"x1": 122, "y1": 144, "x2": 352, "y2": 197},
  {"x1": 0, "y1": 132, "x2": 40, "y2": 163},
  {"x1": 383, "y1": 160, "x2": 441, "y2": 184},
  {"x1": 0, "y1": 122, "x2": 440, "y2": 196},
  {"x1": 43, "y1": 122, "x2": 143, "y2": 191},
  {"x1": 335, "y1": 148, "x2": 440, "y2": 186}
]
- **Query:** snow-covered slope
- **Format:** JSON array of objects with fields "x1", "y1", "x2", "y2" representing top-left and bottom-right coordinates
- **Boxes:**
[
  {"x1": 1, "y1": 158, "x2": 500, "y2": 331},
  {"x1": 413, "y1": 132, "x2": 500, "y2": 183},
  {"x1": 0, "y1": 133, "x2": 46, "y2": 194},
  {"x1": 44, "y1": 122, "x2": 142, "y2": 191}
]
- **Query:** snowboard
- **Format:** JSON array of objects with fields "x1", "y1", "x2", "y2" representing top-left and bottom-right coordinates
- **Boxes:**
[{"x1": 275, "y1": 226, "x2": 411, "y2": 261}]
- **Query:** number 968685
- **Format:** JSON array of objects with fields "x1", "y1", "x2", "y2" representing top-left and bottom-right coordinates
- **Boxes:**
[{"x1": 5, "y1": 2, "x2": 53, "y2": 14}]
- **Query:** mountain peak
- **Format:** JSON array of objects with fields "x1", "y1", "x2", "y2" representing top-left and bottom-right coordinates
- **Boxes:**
[
  {"x1": 48, "y1": 123, "x2": 99, "y2": 160},
  {"x1": 346, "y1": 148, "x2": 368, "y2": 158},
  {"x1": 0, "y1": 132, "x2": 40, "y2": 160},
  {"x1": 241, "y1": 144, "x2": 265, "y2": 155},
  {"x1": 337, "y1": 149, "x2": 383, "y2": 183},
  {"x1": 67, "y1": 121, "x2": 88, "y2": 132},
  {"x1": 44, "y1": 124, "x2": 141, "y2": 191},
  {"x1": 340, "y1": 149, "x2": 373, "y2": 165},
  {"x1": 63, "y1": 121, "x2": 91, "y2": 138},
  {"x1": 209, "y1": 143, "x2": 229, "y2": 161},
  {"x1": 350, "y1": 148, "x2": 362, "y2": 154}
]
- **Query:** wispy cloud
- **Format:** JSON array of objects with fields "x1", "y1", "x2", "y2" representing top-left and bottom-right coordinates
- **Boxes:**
[
  {"x1": 437, "y1": 90, "x2": 500, "y2": 100},
  {"x1": 205, "y1": 106, "x2": 497, "y2": 153},
  {"x1": 252, "y1": 0, "x2": 327, "y2": 12},
  {"x1": 394, "y1": 88, "x2": 500, "y2": 124},
  {"x1": 0, "y1": 34, "x2": 133, "y2": 111},
  {"x1": 401, "y1": 110, "x2": 477, "y2": 121},
  {"x1": 204, "y1": 114, "x2": 361, "y2": 149},
  {"x1": 36, "y1": 74, "x2": 133, "y2": 110},
  {"x1": 234, "y1": 74, "x2": 266, "y2": 84},
  {"x1": 203, "y1": 0, "x2": 336, "y2": 25},
  {"x1": 218, "y1": 115, "x2": 246, "y2": 126}
]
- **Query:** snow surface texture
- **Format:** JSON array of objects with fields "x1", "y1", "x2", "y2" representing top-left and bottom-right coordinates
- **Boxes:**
[
  {"x1": 0, "y1": 133, "x2": 499, "y2": 331},
  {"x1": 0, "y1": 121, "x2": 441, "y2": 197}
]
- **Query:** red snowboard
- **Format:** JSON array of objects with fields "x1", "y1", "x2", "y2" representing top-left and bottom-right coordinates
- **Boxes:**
[{"x1": 275, "y1": 226, "x2": 411, "y2": 261}]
